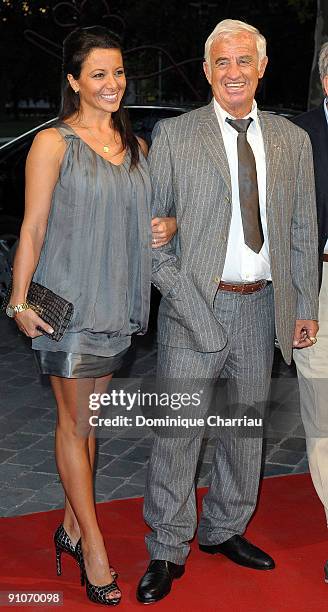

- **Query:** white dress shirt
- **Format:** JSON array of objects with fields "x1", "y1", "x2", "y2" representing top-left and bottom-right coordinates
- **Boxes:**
[
  {"x1": 323, "y1": 98, "x2": 328, "y2": 254},
  {"x1": 214, "y1": 98, "x2": 271, "y2": 282}
]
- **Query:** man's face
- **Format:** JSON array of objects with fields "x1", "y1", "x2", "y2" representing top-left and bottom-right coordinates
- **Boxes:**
[{"x1": 203, "y1": 32, "x2": 268, "y2": 118}]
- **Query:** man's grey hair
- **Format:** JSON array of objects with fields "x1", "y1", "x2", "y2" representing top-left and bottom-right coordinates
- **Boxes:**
[
  {"x1": 204, "y1": 19, "x2": 267, "y2": 66},
  {"x1": 319, "y1": 41, "x2": 328, "y2": 87}
]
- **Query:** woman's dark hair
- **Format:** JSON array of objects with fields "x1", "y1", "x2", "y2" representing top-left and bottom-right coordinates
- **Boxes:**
[{"x1": 59, "y1": 26, "x2": 139, "y2": 168}]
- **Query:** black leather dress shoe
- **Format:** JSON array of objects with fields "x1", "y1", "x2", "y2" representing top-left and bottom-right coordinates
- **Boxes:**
[
  {"x1": 199, "y1": 535, "x2": 275, "y2": 570},
  {"x1": 137, "y1": 559, "x2": 185, "y2": 604}
]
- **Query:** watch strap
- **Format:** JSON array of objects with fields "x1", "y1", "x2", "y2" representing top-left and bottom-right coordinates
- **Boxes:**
[{"x1": 11, "y1": 303, "x2": 30, "y2": 314}]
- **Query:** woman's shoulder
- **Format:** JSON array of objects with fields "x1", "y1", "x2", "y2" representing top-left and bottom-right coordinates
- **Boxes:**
[
  {"x1": 29, "y1": 127, "x2": 68, "y2": 164},
  {"x1": 32, "y1": 127, "x2": 68, "y2": 150}
]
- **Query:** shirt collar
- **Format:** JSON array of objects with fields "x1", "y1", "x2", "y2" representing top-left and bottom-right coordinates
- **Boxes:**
[
  {"x1": 324, "y1": 97, "x2": 328, "y2": 124},
  {"x1": 213, "y1": 97, "x2": 259, "y2": 134}
]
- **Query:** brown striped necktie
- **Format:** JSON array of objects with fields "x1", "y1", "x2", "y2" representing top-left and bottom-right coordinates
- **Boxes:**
[{"x1": 226, "y1": 117, "x2": 264, "y2": 254}]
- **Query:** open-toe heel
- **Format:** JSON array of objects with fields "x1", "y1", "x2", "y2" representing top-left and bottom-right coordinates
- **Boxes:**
[
  {"x1": 84, "y1": 572, "x2": 121, "y2": 606},
  {"x1": 77, "y1": 540, "x2": 121, "y2": 606}
]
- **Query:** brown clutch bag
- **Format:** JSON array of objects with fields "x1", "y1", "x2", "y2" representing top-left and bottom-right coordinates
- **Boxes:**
[{"x1": 2, "y1": 281, "x2": 74, "y2": 342}]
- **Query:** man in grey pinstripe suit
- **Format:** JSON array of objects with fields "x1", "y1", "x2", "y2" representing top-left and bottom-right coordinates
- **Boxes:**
[{"x1": 137, "y1": 19, "x2": 319, "y2": 604}]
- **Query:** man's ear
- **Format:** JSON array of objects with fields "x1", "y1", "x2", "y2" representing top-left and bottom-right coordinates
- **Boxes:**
[
  {"x1": 203, "y1": 61, "x2": 212, "y2": 85},
  {"x1": 323, "y1": 75, "x2": 328, "y2": 97},
  {"x1": 258, "y1": 56, "x2": 268, "y2": 79}
]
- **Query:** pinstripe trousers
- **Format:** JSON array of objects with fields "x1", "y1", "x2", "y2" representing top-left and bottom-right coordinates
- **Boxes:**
[{"x1": 144, "y1": 283, "x2": 275, "y2": 564}]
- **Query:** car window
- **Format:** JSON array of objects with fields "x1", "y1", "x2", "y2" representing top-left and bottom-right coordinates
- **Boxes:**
[{"x1": 127, "y1": 108, "x2": 185, "y2": 145}]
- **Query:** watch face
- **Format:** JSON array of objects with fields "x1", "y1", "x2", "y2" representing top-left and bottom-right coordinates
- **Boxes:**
[{"x1": 6, "y1": 305, "x2": 15, "y2": 318}]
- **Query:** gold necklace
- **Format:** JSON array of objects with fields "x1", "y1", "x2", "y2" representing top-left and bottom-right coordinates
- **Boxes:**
[{"x1": 86, "y1": 127, "x2": 113, "y2": 153}]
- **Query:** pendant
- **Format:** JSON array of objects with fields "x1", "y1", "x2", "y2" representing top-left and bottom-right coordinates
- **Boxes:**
[{"x1": 103, "y1": 145, "x2": 109, "y2": 153}]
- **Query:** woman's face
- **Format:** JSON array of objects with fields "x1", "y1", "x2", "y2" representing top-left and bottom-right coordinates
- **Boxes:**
[{"x1": 68, "y1": 47, "x2": 126, "y2": 114}]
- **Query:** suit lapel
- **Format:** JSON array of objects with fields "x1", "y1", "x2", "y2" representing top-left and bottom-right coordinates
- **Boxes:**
[
  {"x1": 198, "y1": 101, "x2": 232, "y2": 192},
  {"x1": 197, "y1": 104, "x2": 284, "y2": 206},
  {"x1": 258, "y1": 111, "x2": 283, "y2": 207}
]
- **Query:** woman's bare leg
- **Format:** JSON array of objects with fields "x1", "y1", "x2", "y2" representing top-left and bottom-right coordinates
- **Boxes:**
[
  {"x1": 51, "y1": 374, "x2": 120, "y2": 600},
  {"x1": 62, "y1": 434, "x2": 96, "y2": 544},
  {"x1": 62, "y1": 375, "x2": 111, "y2": 542}
]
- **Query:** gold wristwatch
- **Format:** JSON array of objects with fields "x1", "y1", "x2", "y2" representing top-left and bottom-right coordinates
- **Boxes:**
[{"x1": 6, "y1": 303, "x2": 30, "y2": 318}]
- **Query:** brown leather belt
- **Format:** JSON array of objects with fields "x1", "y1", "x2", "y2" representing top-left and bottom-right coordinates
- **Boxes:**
[
  {"x1": 323, "y1": 253, "x2": 328, "y2": 263},
  {"x1": 218, "y1": 279, "x2": 270, "y2": 294}
]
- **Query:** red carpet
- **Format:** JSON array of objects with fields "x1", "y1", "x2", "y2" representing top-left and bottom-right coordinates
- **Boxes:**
[{"x1": 0, "y1": 474, "x2": 327, "y2": 611}]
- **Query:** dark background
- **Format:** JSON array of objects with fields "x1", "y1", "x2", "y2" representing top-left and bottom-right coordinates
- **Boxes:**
[{"x1": 0, "y1": 0, "x2": 320, "y2": 125}]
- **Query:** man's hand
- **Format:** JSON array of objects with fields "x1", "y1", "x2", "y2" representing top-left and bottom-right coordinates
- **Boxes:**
[
  {"x1": 151, "y1": 217, "x2": 177, "y2": 248},
  {"x1": 293, "y1": 319, "x2": 319, "y2": 349}
]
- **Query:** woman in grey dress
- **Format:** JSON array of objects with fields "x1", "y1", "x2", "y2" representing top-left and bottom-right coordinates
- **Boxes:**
[{"x1": 7, "y1": 27, "x2": 176, "y2": 606}]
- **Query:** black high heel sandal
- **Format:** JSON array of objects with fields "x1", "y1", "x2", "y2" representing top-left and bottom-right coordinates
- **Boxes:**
[
  {"x1": 54, "y1": 525, "x2": 118, "y2": 586},
  {"x1": 76, "y1": 539, "x2": 122, "y2": 606}
]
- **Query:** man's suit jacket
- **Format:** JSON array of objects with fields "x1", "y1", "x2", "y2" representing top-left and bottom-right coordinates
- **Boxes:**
[
  {"x1": 149, "y1": 100, "x2": 318, "y2": 364},
  {"x1": 292, "y1": 102, "x2": 328, "y2": 285}
]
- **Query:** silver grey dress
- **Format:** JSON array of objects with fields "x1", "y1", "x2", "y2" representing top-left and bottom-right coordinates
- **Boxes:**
[{"x1": 32, "y1": 123, "x2": 152, "y2": 377}]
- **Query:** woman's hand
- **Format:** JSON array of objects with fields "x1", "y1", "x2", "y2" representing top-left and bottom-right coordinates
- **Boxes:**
[
  {"x1": 14, "y1": 308, "x2": 54, "y2": 338},
  {"x1": 151, "y1": 217, "x2": 177, "y2": 248}
]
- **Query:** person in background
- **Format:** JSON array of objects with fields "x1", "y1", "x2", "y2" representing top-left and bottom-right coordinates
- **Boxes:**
[
  {"x1": 5, "y1": 26, "x2": 176, "y2": 606},
  {"x1": 292, "y1": 41, "x2": 328, "y2": 583},
  {"x1": 137, "y1": 19, "x2": 319, "y2": 604}
]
